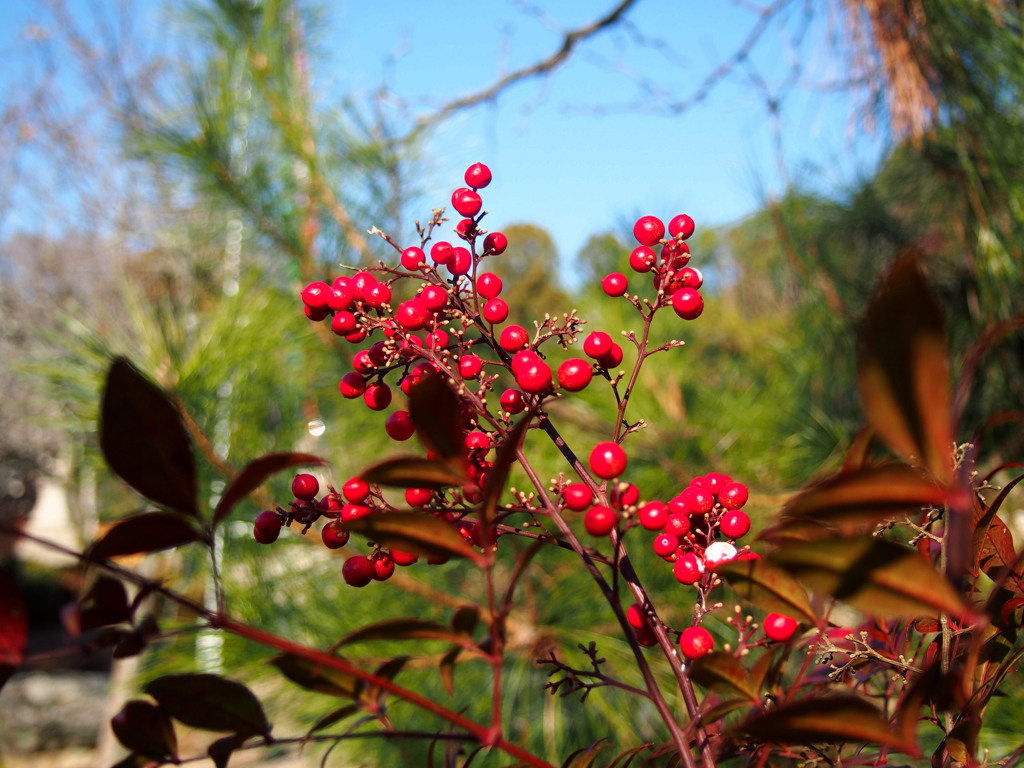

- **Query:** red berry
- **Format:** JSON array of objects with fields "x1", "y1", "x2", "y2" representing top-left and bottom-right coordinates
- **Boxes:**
[
  {"x1": 301, "y1": 281, "x2": 332, "y2": 310},
  {"x1": 331, "y1": 311, "x2": 357, "y2": 336},
  {"x1": 353, "y1": 349, "x2": 374, "y2": 373},
  {"x1": 719, "y1": 481, "x2": 749, "y2": 510},
  {"x1": 363, "y1": 282, "x2": 392, "y2": 308},
  {"x1": 464, "y1": 162, "x2": 492, "y2": 189},
  {"x1": 341, "y1": 503, "x2": 371, "y2": 522},
  {"x1": 678, "y1": 266, "x2": 703, "y2": 289},
  {"x1": 385, "y1": 410, "x2": 415, "y2": 441},
  {"x1": 459, "y1": 354, "x2": 483, "y2": 379},
  {"x1": 391, "y1": 549, "x2": 419, "y2": 566},
  {"x1": 589, "y1": 442, "x2": 627, "y2": 479},
  {"x1": 510, "y1": 349, "x2": 540, "y2": 374},
  {"x1": 653, "y1": 532, "x2": 679, "y2": 557},
  {"x1": 482, "y1": 298, "x2": 509, "y2": 324},
  {"x1": 447, "y1": 247, "x2": 472, "y2": 276},
  {"x1": 405, "y1": 487, "x2": 432, "y2": 507},
  {"x1": 253, "y1": 510, "x2": 281, "y2": 544},
  {"x1": 351, "y1": 271, "x2": 378, "y2": 300},
  {"x1": 633, "y1": 215, "x2": 666, "y2": 247},
  {"x1": 304, "y1": 305, "x2": 330, "y2": 321},
  {"x1": 454, "y1": 218, "x2": 475, "y2": 240},
  {"x1": 629, "y1": 246, "x2": 657, "y2": 273},
  {"x1": 420, "y1": 285, "x2": 448, "y2": 311},
  {"x1": 601, "y1": 272, "x2": 628, "y2": 297},
  {"x1": 672, "y1": 288, "x2": 704, "y2": 320},
  {"x1": 499, "y1": 325, "x2": 529, "y2": 352},
  {"x1": 329, "y1": 280, "x2": 356, "y2": 311},
  {"x1": 673, "y1": 552, "x2": 704, "y2": 585},
  {"x1": 292, "y1": 473, "x2": 320, "y2": 500},
  {"x1": 431, "y1": 241, "x2": 453, "y2": 265},
  {"x1": 343, "y1": 477, "x2": 370, "y2": 503},
  {"x1": 660, "y1": 240, "x2": 691, "y2": 270},
  {"x1": 682, "y1": 486, "x2": 715, "y2": 515},
  {"x1": 343, "y1": 328, "x2": 368, "y2": 344},
  {"x1": 476, "y1": 272, "x2": 503, "y2": 299},
  {"x1": 582, "y1": 331, "x2": 612, "y2": 359},
  {"x1": 339, "y1": 372, "x2": 366, "y2": 398},
  {"x1": 363, "y1": 383, "x2": 392, "y2": 411},
  {"x1": 483, "y1": 232, "x2": 507, "y2": 255},
  {"x1": 597, "y1": 343, "x2": 624, "y2": 369},
  {"x1": 584, "y1": 505, "x2": 618, "y2": 536},
  {"x1": 679, "y1": 626, "x2": 714, "y2": 659},
  {"x1": 401, "y1": 246, "x2": 426, "y2": 270},
  {"x1": 764, "y1": 612, "x2": 798, "y2": 642},
  {"x1": 371, "y1": 552, "x2": 396, "y2": 581},
  {"x1": 557, "y1": 358, "x2": 593, "y2": 392},
  {"x1": 321, "y1": 520, "x2": 350, "y2": 549},
  {"x1": 563, "y1": 483, "x2": 593, "y2": 511},
  {"x1": 342, "y1": 555, "x2": 375, "y2": 587},
  {"x1": 668, "y1": 214, "x2": 695, "y2": 240},
  {"x1": 638, "y1": 501, "x2": 669, "y2": 530},
  {"x1": 516, "y1": 359, "x2": 552, "y2": 394},
  {"x1": 451, "y1": 187, "x2": 482, "y2": 218},
  {"x1": 664, "y1": 512, "x2": 691, "y2": 538},
  {"x1": 396, "y1": 299, "x2": 430, "y2": 331},
  {"x1": 635, "y1": 624, "x2": 657, "y2": 647},
  {"x1": 610, "y1": 481, "x2": 639, "y2": 508},
  {"x1": 427, "y1": 329, "x2": 449, "y2": 349},
  {"x1": 499, "y1": 388, "x2": 526, "y2": 414},
  {"x1": 719, "y1": 510, "x2": 751, "y2": 539},
  {"x1": 626, "y1": 603, "x2": 647, "y2": 629}
]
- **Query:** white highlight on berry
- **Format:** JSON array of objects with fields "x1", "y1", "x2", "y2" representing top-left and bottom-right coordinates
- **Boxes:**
[{"x1": 704, "y1": 541, "x2": 737, "y2": 566}]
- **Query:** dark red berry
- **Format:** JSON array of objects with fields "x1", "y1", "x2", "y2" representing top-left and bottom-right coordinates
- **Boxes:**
[
  {"x1": 321, "y1": 520, "x2": 350, "y2": 549},
  {"x1": 679, "y1": 626, "x2": 713, "y2": 659},
  {"x1": 331, "y1": 311, "x2": 357, "y2": 336},
  {"x1": 589, "y1": 442, "x2": 627, "y2": 479},
  {"x1": 610, "y1": 481, "x2": 639, "y2": 508},
  {"x1": 584, "y1": 505, "x2": 618, "y2": 536},
  {"x1": 633, "y1": 215, "x2": 666, "y2": 247},
  {"x1": 329, "y1": 279, "x2": 356, "y2": 310},
  {"x1": 500, "y1": 388, "x2": 526, "y2": 414},
  {"x1": 253, "y1": 510, "x2": 282, "y2": 544},
  {"x1": 672, "y1": 288, "x2": 704, "y2": 320},
  {"x1": 342, "y1": 555, "x2": 375, "y2": 587},
  {"x1": 385, "y1": 410, "x2": 415, "y2": 441},
  {"x1": 629, "y1": 246, "x2": 657, "y2": 273},
  {"x1": 292, "y1": 473, "x2": 320, "y2": 500},
  {"x1": 339, "y1": 372, "x2": 366, "y2": 398},
  {"x1": 301, "y1": 281, "x2": 332, "y2": 310},
  {"x1": 371, "y1": 552, "x2": 396, "y2": 581},
  {"x1": 483, "y1": 232, "x2": 507, "y2": 255},
  {"x1": 464, "y1": 162, "x2": 492, "y2": 189},
  {"x1": 391, "y1": 549, "x2": 419, "y2": 566},
  {"x1": 405, "y1": 487, "x2": 432, "y2": 507},
  {"x1": 557, "y1": 358, "x2": 593, "y2": 392},
  {"x1": 626, "y1": 602, "x2": 647, "y2": 629},
  {"x1": 597, "y1": 343, "x2": 623, "y2": 369},
  {"x1": 363, "y1": 383, "x2": 392, "y2": 411}
]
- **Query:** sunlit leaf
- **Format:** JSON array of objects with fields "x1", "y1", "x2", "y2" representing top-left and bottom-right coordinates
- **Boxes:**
[
  {"x1": 338, "y1": 512, "x2": 483, "y2": 564},
  {"x1": 144, "y1": 673, "x2": 270, "y2": 737},
  {"x1": 100, "y1": 357, "x2": 198, "y2": 516},
  {"x1": 770, "y1": 538, "x2": 968, "y2": 619},
  {"x1": 977, "y1": 514, "x2": 1024, "y2": 597},
  {"x1": 334, "y1": 618, "x2": 472, "y2": 648},
  {"x1": 213, "y1": 452, "x2": 326, "y2": 525},
  {"x1": 409, "y1": 372, "x2": 466, "y2": 468},
  {"x1": 714, "y1": 558, "x2": 816, "y2": 624},
  {"x1": 88, "y1": 512, "x2": 201, "y2": 560},
  {"x1": 110, "y1": 700, "x2": 178, "y2": 762},
  {"x1": 477, "y1": 416, "x2": 528, "y2": 546},
  {"x1": 361, "y1": 456, "x2": 468, "y2": 488},
  {"x1": 857, "y1": 251, "x2": 952, "y2": 485},
  {"x1": 780, "y1": 464, "x2": 946, "y2": 529},
  {"x1": 690, "y1": 652, "x2": 761, "y2": 703},
  {"x1": 731, "y1": 695, "x2": 916, "y2": 754},
  {"x1": 971, "y1": 472, "x2": 1024, "y2": 572},
  {"x1": 270, "y1": 653, "x2": 362, "y2": 699}
]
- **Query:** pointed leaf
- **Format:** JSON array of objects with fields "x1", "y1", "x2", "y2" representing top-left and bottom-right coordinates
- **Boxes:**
[
  {"x1": 714, "y1": 558, "x2": 816, "y2": 624},
  {"x1": 561, "y1": 740, "x2": 612, "y2": 768},
  {"x1": 477, "y1": 416, "x2": 528, "y2": 546},
  {"x1": 841, "y1": 427, "x2": 876, "y2": 473},
  {"x1": 334, "y1": 618, "x2": 473, "y2": 649},
  {"x1": 731, "y1": 695, "x2": 916, "y2": 754},
  {"x1": 362, "y1": 456, "x2": 468, "y2": 488},
  {"x1": 606, "y1": 743, "x2": 653, "y2": 768},
  {"x1": 690, "y1": 652, "x2": 761, "y2": 703},
  {"x1": 88, "y1": 512, "x2": 201, "y2": 560},
  {"x1": 213, "y1": 452, "x2": 326, "y2": 525},
  {"x1": 144, "y1": 673, "x2": 270, "y2": 737},
  {"x1": 110, "y1": 700, "x2": 178, "y2": 762},
  {"x1": 971, "y1": 472, "x2": 1024, "y2": 572},
  {"x1": 701, "y1": 697, "x2": 753, "y2": 727},
  {"x1": 100, "y1": 357, "x2": 198, "y2": 515},
  {"x1": 270, "y1": 653, "x2": 362, "y2": 699},
  {"x1": 977, "y1": 514, "x2": 1024, "y2": 596},
  {"x1": 857, "y1": 252, "x2": 952, "y2": 484},
  {"x1": 338, "y1": 512, "x2": 483, "y2": 564},
  {"x1": 208, "y1": 734, "x2": 246, "y2": 768},
  {"x1": 409, "y1": 371, "x2": 466, "y2": 465},
  {"x1": 439, "y1": 646, "x2": 461, "y2": 696},
  {"x1": 770, "y1": 538, "x2": 968, "y2": 619},
  {"x1": 305, "y1": 704, "x2": 359, "y2": 737},
  {"x1": 0, "y1": 570, "x2": 28, "y2": 669},
  {"x1": 77, "y1": 576, "x2": 132, "y2": 631},
  {"x1": 781, "y1": 465, "x2": 946, "y2": 529},
  {"x1": 451, "y1": 605, "x2": 480, "y2": 637}
]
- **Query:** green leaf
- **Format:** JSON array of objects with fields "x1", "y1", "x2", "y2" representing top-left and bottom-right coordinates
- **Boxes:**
[
  {"x1": 477, "y1": 416, "x2": 528, "y2": 546},
  {"x1": 780, "y1": 464, "x2": 947, "y2": 529},
  {"x1": 690, "y1": 652, "x2": 761, "y2": 703},
  {"x1": 100, "y1": 357, "x2": 198, "y2": 516},
  {"x1": 87, "y1": 512, "x2": 201, "y2": 560},
  {"x1": 110, "y1": 700, "x2": 178, "y2": 762},
  {"x1": 270, "y1": 654, "x2": 363, "y2": 699},
  {"x1": 334, "y1": 618, "x2": 472, "y2": 648},
  {"x1": 361, "y1": 456, "x2": 468, "y2": 488},
  {"x1": 730, "y1": 695, "x2": 916, "y2": 754},
  {"x1": 213, "y1": 452, "x2": 326, "y2": 525},
  {"x1": 338, "y1": 512, "x2": 483, "y2": 564},
  {"x1": 857, "y1": 252, "x2": 952, "y2": 484},
  {"x1": 409, "y1": 372, "x2": 466, "y2": 468},
  {"x1": 144, "y1": 673, "x2": 270, "y2": 738},
  {"x1": 770, "y1": 538, "x2": 968, "y2": 619},
  {"x1": 714, "y1": 558, "x2": 817, "y2": 624}
]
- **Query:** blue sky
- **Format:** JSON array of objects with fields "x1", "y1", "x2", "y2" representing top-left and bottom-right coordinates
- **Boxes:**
[{"x1": 1, "y1": 1, "x2": 888, "y2": 267}]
